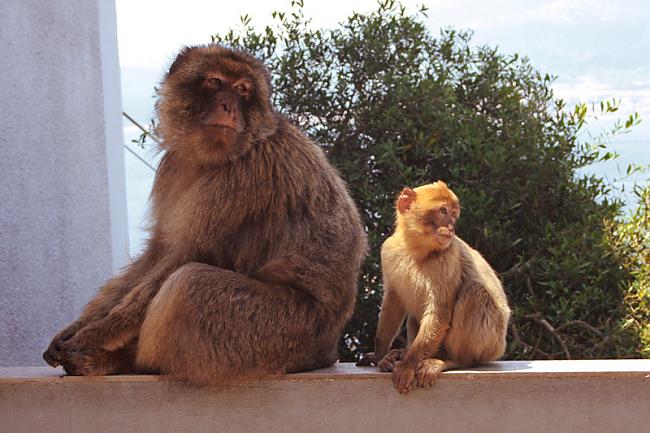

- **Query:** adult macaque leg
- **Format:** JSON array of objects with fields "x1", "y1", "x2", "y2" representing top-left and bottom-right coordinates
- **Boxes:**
[{"x1": 136, "y1": 263, "x2": 334, "y2": 384}]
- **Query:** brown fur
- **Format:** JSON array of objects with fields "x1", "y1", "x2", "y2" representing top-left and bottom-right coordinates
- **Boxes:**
[
  {"x1": 357, "y1": 181, "x2": 510, "y2": 393},
  {"x1": 43, "y1": 45, "x2": 367, "y2": 385}
]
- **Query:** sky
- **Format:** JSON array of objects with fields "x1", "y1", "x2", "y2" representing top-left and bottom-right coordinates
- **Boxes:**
[{"x1": 115, "y1": 0, "x2": 650, "y2": 255}]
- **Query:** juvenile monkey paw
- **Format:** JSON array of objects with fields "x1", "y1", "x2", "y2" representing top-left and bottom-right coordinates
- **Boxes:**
[
  {"x1": 377, "y1": 357, "x2": 395, "y2": 372},
  {"x1": 376, "y1": 349, "x2": 406, "y2": 372},
  {"x1": 416, "y1": 358, "x2": 445, "y2": 388},
  {"x1": 392, "y1": 360, "x2": 416, "y2": 394},
  {"x1": 385, "y1": 348, "x2": 406, "y2": 361}
]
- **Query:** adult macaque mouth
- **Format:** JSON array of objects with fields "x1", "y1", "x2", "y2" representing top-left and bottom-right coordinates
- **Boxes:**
[{"x1": 202, "y1": 119, "x2": 241, "y2": 131}]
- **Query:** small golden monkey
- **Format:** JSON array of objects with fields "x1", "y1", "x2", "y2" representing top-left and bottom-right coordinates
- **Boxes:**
[{"x1": 358, "y1": 181, "x2": 510, "y2": 393}]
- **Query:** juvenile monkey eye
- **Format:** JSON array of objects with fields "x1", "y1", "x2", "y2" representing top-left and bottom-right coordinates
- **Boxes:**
[{"x1": 440, "y1": 207, "x2": 447, "y2": 215}]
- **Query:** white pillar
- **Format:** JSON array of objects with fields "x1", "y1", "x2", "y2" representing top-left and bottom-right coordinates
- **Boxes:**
[
  {"x1": 99, "y1": 0, "x2": 130, "y2": 274},
  {"x1": 0, "y1": 0, "x2": 129, "y2": 366}
]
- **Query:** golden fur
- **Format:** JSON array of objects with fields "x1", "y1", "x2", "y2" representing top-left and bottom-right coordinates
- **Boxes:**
[{"x1": 359, "y1": 181, "x2": 510, "y2": 393}]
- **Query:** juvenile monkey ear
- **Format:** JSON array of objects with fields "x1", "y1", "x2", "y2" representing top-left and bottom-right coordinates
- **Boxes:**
[
  {"x1": 167, "y1": 46, "x2": 195, "y2": 76},
  {"x1": 397, "y1": 187, "x2": 417, "y2": 214}
]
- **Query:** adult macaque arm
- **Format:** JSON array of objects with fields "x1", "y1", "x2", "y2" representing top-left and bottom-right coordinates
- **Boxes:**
[
  {"x1": 60, "y1": 257, "x2": 179, "y2": 356},
  {"x1": 42, "y1": 247, "x2": 162, "y2": 367}
]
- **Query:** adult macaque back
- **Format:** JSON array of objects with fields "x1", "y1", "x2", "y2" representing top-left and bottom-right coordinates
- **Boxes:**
[{"x1": 43, "y1": 45, "x2": 367, "y2": 384}]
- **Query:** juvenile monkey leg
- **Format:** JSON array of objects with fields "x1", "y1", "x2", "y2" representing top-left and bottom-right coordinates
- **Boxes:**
[
  {"x1": 136, "y1": 262, "x2": 338, "y2": 384},
  {"x1": 443, "y1": 281, "x2": 508, "y2": 367}
]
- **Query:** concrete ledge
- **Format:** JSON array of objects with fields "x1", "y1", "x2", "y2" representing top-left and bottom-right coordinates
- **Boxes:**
[{"x1": 1, "y1": 360, "x2": 649, "y2": 433}]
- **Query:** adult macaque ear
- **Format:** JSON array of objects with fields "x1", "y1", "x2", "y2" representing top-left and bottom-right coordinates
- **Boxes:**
[
  {"x1": 397, "y1": 187, "x2": 416, "y2": 214},
  {"x1": 167, "y1": 46, "x2": 195, "y2": 76}
]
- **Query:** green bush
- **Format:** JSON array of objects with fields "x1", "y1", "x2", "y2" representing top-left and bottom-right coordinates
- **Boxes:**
[
  {"x1": 606, "y1": 187, "x2": 650, "y2": 357},
  {"x1": 205, "y1": 0, "x2": 648, "y2": 360}
]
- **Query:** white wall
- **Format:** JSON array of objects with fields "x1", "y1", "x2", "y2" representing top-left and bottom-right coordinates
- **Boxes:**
[{"x1": 0, "y1": 0, "x2": 129, "y2": 366}]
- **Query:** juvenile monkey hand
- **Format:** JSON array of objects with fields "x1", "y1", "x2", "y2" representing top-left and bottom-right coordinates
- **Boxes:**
[
  {"x1": 376, "y1": 348, "x2": 407, "y2": 372},
  {"x1": 392, "y1": 360, "x2": 417, "y2": 394},
  {"x1": 416, "y1": 358, "x2": 446, "y2": 388}
]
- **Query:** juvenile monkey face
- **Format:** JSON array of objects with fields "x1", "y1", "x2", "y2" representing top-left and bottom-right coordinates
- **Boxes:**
[
  {"x1": 422, "y1": 199, "x2": 460, "y2": 248},
  {"x1": 157, "y1": 45, "x2": 277, "y2": 165},
  {"x1": 397, "y1": 181, "x2": 460, "y2": 251}
]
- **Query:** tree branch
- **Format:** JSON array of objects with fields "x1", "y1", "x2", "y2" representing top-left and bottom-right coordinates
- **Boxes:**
[
  {"x1": 523, "y1": 313, "x2": 571, "y2": 359},
  {"x1": 499, "y1": 259, "x2": 532, "y2": 279},
  {"x1": 554, "y1": 320, "x2": 604, "y2": 338},
  {"x1": 509, "y1": 322, "x2": 552, "y2": 359}
]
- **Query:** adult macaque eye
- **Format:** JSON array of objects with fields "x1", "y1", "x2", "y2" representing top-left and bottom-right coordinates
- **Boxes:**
[
  {"x1": 207, "y1": 77, "x2": 222, "y2": 87},
  {"x1": 440, "y1": 207, "x2": 447, "y2": 215},
  {"x1": 235, "y1": 84, "x2": 248, "y2": 95}
]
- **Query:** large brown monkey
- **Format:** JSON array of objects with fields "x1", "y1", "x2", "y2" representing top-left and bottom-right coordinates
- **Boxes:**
[
  {"x1": 42, "y1": 45, "x2": 367, "y2": 384},
  {"x1": 358, "y1": 181, "x2": 510, "y2": 393}
]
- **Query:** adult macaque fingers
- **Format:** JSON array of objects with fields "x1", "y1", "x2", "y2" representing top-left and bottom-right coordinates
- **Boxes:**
[
  {"x1": 43, "y1": 322, "x2": 82, "y2": 367},
  {"x1": 42, "y1": 346, "x2": 61, "y2": 367}
]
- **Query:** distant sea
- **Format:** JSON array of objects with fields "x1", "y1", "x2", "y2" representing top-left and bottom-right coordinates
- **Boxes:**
[{"x1": 122, "y1": 130, "x2": 647, "y2": 258}]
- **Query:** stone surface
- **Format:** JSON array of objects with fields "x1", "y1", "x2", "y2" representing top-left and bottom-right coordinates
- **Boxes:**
[
  {"x1": 0, "y1": 361, "x2": 648, "y2": 433},
  {"x1": 0, "y1": 0, "x2": 128, "y2": 366}
]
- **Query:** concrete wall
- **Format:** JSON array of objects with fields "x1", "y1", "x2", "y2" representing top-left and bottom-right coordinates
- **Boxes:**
[
  {"x1": 1, "y1": 361, "x2": 649, "y2": 433},
  {"x1": 0, "y1": 0, "x2": 129, "y2": 366}
]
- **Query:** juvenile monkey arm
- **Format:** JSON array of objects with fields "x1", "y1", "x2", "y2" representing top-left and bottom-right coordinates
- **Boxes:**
[
  {"x1": 401, "y1": 309, "x2": 450, "y2": 365},
  {"x1": 391, "y1": 310, "x2": 450, "y2": 394}
]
